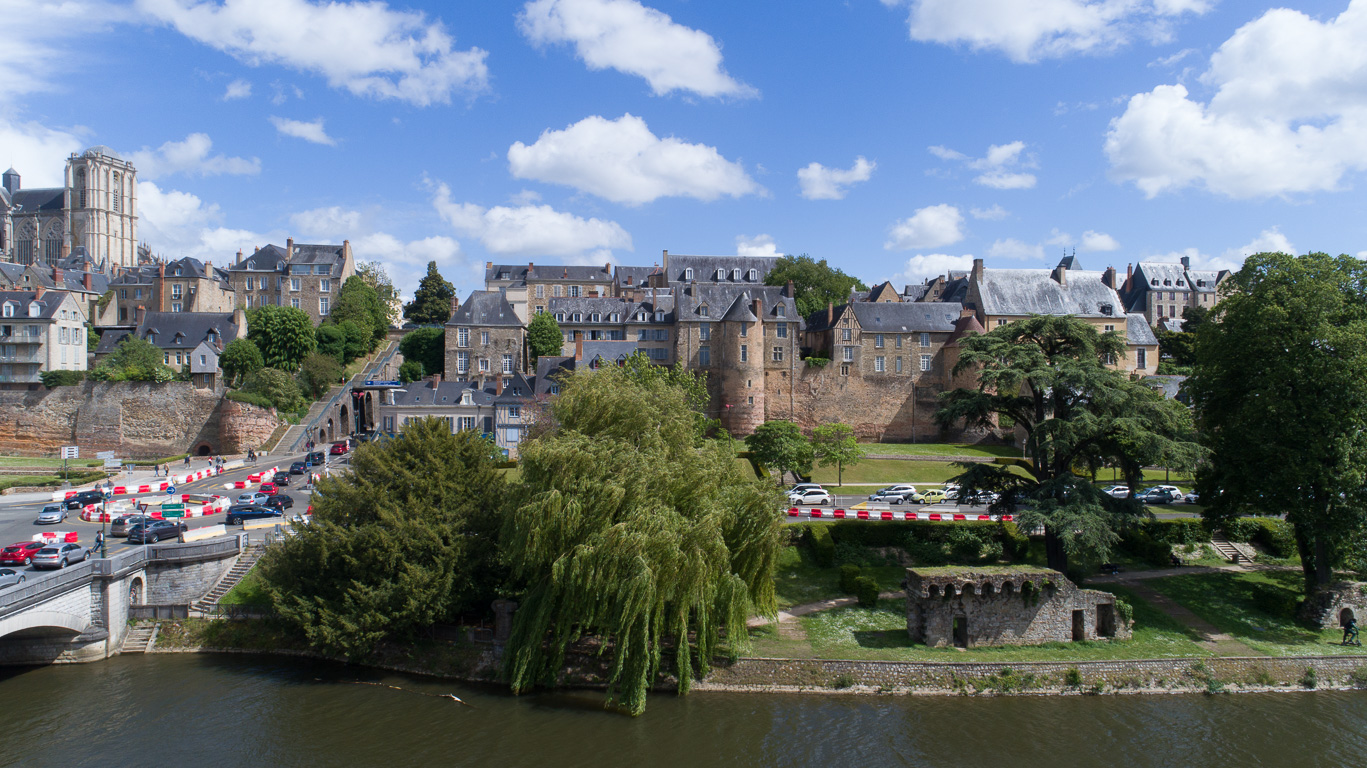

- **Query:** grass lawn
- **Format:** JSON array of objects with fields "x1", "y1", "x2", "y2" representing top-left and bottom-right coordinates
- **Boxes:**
[
  {"x1": 859, "y1": 443, "x2": 1022, "y2": 458},
  {"x1": 772, "y1": 546, "x2": 907, "y2": 609},
  {"x1": 1146, "y1": 570, "x2": 1367, "y2": 657},
  {"x1": 0, "y1": 471, "x2": 109, "y2": 491},
  {"x1": 219, "y1": 570, "x2": 271, "y2": 607},
  {"x1": 0, "y1": 456, "x2": 102, "y2": 468}
]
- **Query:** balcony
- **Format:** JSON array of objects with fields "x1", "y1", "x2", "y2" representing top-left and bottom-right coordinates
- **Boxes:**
[{"x1": 0, "y1": 333, "x2": 44, "y2": 345}]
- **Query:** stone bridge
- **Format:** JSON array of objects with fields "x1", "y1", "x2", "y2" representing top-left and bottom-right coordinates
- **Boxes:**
[{"x1": 0, "y1": 536, "x2": 246, "y2": 665}]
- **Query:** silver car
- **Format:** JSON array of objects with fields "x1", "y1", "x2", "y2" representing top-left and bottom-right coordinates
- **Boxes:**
[
  {"x1": 35, "y1": 504, "x2": 67, "y2": 524},
  {"x1": 31, "y1": 542, "x2": 88, "y2": 570},
  {"x1": 0, "y1": 568, "x2": 25, "y2": 589},
  {"x1": 237, "y1": 492, "x2": 269, "y2": 505}
]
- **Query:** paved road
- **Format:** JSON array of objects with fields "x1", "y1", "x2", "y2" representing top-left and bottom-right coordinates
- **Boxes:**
[{"x1": 786, "y1": 493, "x2": 1202, "y2": 521}]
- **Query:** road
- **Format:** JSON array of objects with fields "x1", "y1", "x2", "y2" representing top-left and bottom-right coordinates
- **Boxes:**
[
  {"x1": 786, "y1": 493, "x2": 1202, "y2": 521},
  {"x1": 0, "y1": 450, "x2": 347, "y2": 575}
]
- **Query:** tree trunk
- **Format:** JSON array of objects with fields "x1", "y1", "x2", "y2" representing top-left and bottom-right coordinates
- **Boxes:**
[
  {"x1": 1314, "y1": 535, "x2": 1333, "y2": 588},
  {"x1": 1044, "y1": 527, "x2": 1069, "y2": 573},
  {"x1": 1293, "y1": 522, "x2": 1317, "y2": 597}
]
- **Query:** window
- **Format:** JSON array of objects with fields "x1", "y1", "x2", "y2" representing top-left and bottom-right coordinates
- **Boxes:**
[
  {"x1": 699, "y1": 305, "x2": 709, "y2": 318},
  {"x1": 199, "y1": 354, "x2": 207, "y2": 367},
  {"x1": 502, "y1": 354, "x2": 513, "y2": 374},
  {"x1": 1169, "y1": 305, "x2": 1176, "y2": 317},
  {"x1": 59, "y1": 327, "x2": 68, "y2": 344},
  {"x1": 840, "y1": 363, "x2": 850, "y2": 376},
  {"x1": 135, "y1": 288, "x2": 143, "y2": 300},
  {"x1": 572, "y1": 313, "x2": 582, "y2": 323},
  {"x1": 553, "y1": 285, "x2": 563, "y2": 297},
  {"x1": 700, "y1": 325, "x2": 711, "y2": 341},
  {"x1": 610, "y1": 313, "x2": 620, "y2": 322},
  {"x1": 481, "y1": 331, "x2": 489, "y2": 345},
  {"x1": 171, "y1": 284, "x2": 183, "y2": 299},
  {"x1": 112, "y1": 172, "x2": 122, "y2": 213},
  {"x1": 456, "y1": 351, "x2": 469, "y2": 373},
  {"x1": 569, "y1": 285, "x2": 581, "y2": 298},
  {"x1": 920, "y1": 354, "x2": 931, "y2": 371},
  {"x1": 875, "y1": 333, "x2": 884, "y2": 348},
  {"x1": 458, "y1": 328, "x2": 469, "y2": 347},
  {"x1": 290, "y1": 278, "x2": 300, "y2": 292},
  {"x1": 1137, "y1": 349, "x2": 1147, "y2": 369},
  {"x1": 685, "y1": 268, "x2": 694, "y2": 280},
  {"x1": 120, "y1": 290, "x2": 127, "y2": 299},
  {"x1": 699, "y1": 346, "x2": 710, "y2": 366},
  {"x1": 740, "y1": 344, "x2": 748, "y2": 362},
  {"x1": 740, "y1": 324, "x2": 747, "y2": 337},
  {"x1": 638, "y1": 329, "x2": 649, "y2": 341},
  {"x1": 654, "y1": 311, "x2": 665, "y2": 322},
  {"x1": 171, "y1": 303, "x2": 182, "y2": 313},
  {"x1": 315, "y1": 265, "x2": 330, "y2": 276},
  {"x1": 535, "y1": 305, "x2": 544, "y2": 314},
  {"x1": 550, "y1": 383, "x2": 560, "y2": 395},
  {"x1": 163, "y1": 353, "x2": 170, "y2": 365},
  {"x1": 895, "y1": 357, "x2": 903, "y2": 373},
  {"x1": 772, "y1": 346, "x2": 783, "y2": 362},
  {"x1": 919, "y1": 333, "x2": 931, "y2": 347},
  {"x1": 319, "y1": 297, "x2": 330, "y2": 315},
  {"x1": 0, "y1": 304, "x2": 9, "y2": 318},
  {"x1": 507, "y1": 405, "x2": 521, "y2": 418},
  {"x1": 841, "y1": 328, "x2": 851, "y2": 341},
  {"x1": 776, "y1": 305, "x2": 785, "y2": 318},
  {"x1": 245, "y1": 277, "x2": 253, "y2": 291},
  {"x1": 291, "y1": 298, "x2": 300, "y2": 309},
  {"x1": 747, "y1": 269, "x2": 757, "y2": 281},
  {"x1": 457, "y1": 416, "x2": 476, "y2": 432},
  {"x1": 996, "y1": 319, "x2": 1007, "y2": 327},
  {"x1": 1103, "y1": 353, "x2": 1116, "y2": 366},
  {"x1": 479, "y1": 358, "x2": 489, "y2": 373},
  {"x1": 875, "y1": 356, "x2": 885, "y2": 372},
  {"x1": 1104, "y1": 324, "x2": 1114, "y2": 332},
  {"x1": 244, "y1": 296, "x2": 252, "y2": 308},
  {"x1": 1168, "y1": 291, "x2": 1175, "y2": 301},
  {"x1": 747, "y1": 396, "x2": 754, "y2": 405},
  {"x1": 776, "y1": 324, "x2": 787, "y2": 338},
  {"x1": 321, "y1": 279, "x2": 331, "y2": 293},
  {"x1": 175, "y1": 352, "x2": 183, "y2": 365},
  {"x1": 716, "y1": 268, "x2": 726, "y2": 280},
  {"x1": 77, "y1": 170, "x2": 86, "y2": 208},
  {"x1": 731, "y1": 268, "x2": 741, "y2": 280},
  {"x1": 590, "y1": 313, "x2": 600, "y2": 323},
  {"x1": 555, "y1": 313, "x2": 565, "y2": 323},
  {"x1": 654, "y1": 329, "x2": 668, "y2": 341},
  {"x1": 842, "y1": 346, "x2": 854, "y2": 362},
  {"x1": 535, "y1": 285, "x2": 544, "y2": 298}
]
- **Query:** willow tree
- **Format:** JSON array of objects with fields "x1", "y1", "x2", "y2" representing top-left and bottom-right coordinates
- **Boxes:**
[
  {"x1": 502, "y1": 363, "x2": 784, "y2": 715},
  {"x1": 935, "y1": 315, "x2": 1201, "y2": 574}
]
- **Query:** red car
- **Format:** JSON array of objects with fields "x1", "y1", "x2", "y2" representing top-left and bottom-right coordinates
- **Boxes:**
[
  {"x1": 329, "y1": 441, "x2": 347, "y2": 455},
  {"x1": 1, "y1": 541, "x2": 45, "y2": 566},
  {"x1": 259, "y1": 482, "x2": 277, "y2": 495}
]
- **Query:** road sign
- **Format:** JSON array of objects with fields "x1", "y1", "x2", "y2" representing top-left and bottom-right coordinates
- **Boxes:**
[
  {"x1": 96, "y1": 451, "x2": 115, "y2": 460},
  {"x1": 161, "y1": 504, "x2": 186, "y2": 518},
  {"x1": 363, "y1": 380, "x2": 402, "y2": 387},
  {"x1": 103, "y1": 458, "x2": 122, "y2": 469},
  {"x1": 60, "y1": 446, "x2": 79, "y2": 459},
  {"x1": 166, "y1": 485, "x2": 177, "y2": 495}
]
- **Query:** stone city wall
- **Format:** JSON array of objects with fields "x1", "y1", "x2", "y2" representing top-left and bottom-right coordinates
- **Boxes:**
[
  {"x1": 763, "y1": 366, "x2": 985, "y2": 442},
  {"x1": 213, "y1": 399, "x2": 281, "y2": 455}
]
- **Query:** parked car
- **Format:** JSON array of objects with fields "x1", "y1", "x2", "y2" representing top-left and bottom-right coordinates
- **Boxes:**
[
  {"x1": 1185, "y1": 491, "x2": 1200, "y2": 504},
  {"x1": 272, "y1": 473, "x2": 290, "y2": 486},
  {"x1": 225, "y1": 505, "x2": 284, "y2": 526},
  {"x1": 917, "y1": 489, "x2": 949, "y2": 504},
  {"x1": 307, "y1": 451, "x2": 326, "y2": 466},
  {"x1": 289, "y1": 462, "x2": 307, "y2": 475},
  {"x1": 265, "y1": 494, "x2": 294, "y2": 510},
  {"x1": 237, "y1": 492, "x2": 269, "y2": 505},
  {"x1": 869, "y1": 484, "x2": 918, "y2": 503},
  {"x1": 0, "y1": 541, "x2": 45, "y2": 566},
  {"x1": 0, "y1": 568, "x2": 25, "y2": 589},
  {"x1": 259, "y1": 482, "x2": 277, "y2": 495},
  {"x1": 127, "y1": 520, "x2": 188, "y2": 544},
  {"x1": 111, "y1": 515, "x2": 153, "y2": 537},
  {"x1": 65, "y1": 489, "x2": 107, "y2": 510},
  {"x1": 787, "y1": 483, "x2": 824, "y2": 495},
  {"x1": 788, "y1": 488, "x2": 833, "y2": 506},
  {"x1": 1102, "y1": 485, "x2": 1131, "y2": 498},
  {"x1": 32, "y1": 542, "x2": 89, "y2": 570},
  {"x1": 329, "y1": 441, "x2": 348, "y2": 455},
  {"x1": 1139, "y1": 486, "x2": 1184, "y2": 504},
  {"x1": 36, "y1": 504, "x2": 67, "y2": 524}
]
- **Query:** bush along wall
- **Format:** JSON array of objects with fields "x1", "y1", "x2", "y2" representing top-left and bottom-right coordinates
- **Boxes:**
[{"x1": 797, "y1": 521, "x2": 1030, "y2": 568}]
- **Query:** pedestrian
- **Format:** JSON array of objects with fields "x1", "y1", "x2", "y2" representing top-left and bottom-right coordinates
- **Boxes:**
[
  {"x1": 152, "y1": 464, "x2": 158, "y2": 477},
  {"x1": 184, "y1": 455, "x2": 191, "y2": 468},
  {"x1": 93, "y1": 530, "x2": 105, "y2": 557},
  {"x1": 1344, "y1": 614, "x2": 1360, "y2": 646}
]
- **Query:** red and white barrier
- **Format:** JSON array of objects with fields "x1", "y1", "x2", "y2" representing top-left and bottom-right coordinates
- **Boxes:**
[
  {"x1": 785, "y1": 507, "x2": 1014, "y2": 523},
  {"x1": 78, "y1": 494, "x2": 230, "y2": 523},
  {"x1": 32, "y1": 531, "x2": 79, "y2": 543},
  {"x1": 226, "y1": 466, "x2": 279, "y2": 490}
]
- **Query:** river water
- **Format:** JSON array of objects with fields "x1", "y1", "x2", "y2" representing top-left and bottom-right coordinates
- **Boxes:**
[{"x1": 2, "y1": 653, "x2": 1364, "y2": 767}]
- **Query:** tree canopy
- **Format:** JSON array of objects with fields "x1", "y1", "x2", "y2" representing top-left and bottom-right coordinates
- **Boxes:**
[
  {"x1": 764, "y1": 254, "x2": 868, "y2": 318},
  {"x1": 935, "y1": 315, "x2": 1201, "y2": 575},
  {"x1": 261, "y1": 419, "x2": 508, "y2": 658},
  {"x1": 746, "y1": 420, "x2": 812, "y2": 480},
  {"x1": 1189, "y1": 252, "x2": 1367, "y2": 594},
  {"x1": 404, "y1": 261, "x2": 455, "y2": 326},
  {"x1": 357, "y1": 261, "x2": 400, "y2": 327},
  {"x1": 220, "y1": 338, "x2": 263, "y2": 387},
  {"x1": 89, "y1": 335, "x2": 175, "y2": 382},
  {"x1": 502, "y1": 363, "x2": 783, "y2": 715},
  {"x1": 399, "y1": 327, "x2": 445, "y2": 378},
  {"x1": 527, "y1": 311, "x2": 563, "y2": 362},
  {"x1": 247, "y1": 305, "x2": 317, "y2": 371},
  {"x1": 331, "y1": 275, "x2": 386, "y2": 347},
  {"x1": 810, "y1": 422, "x2": 865, "y2": 486},
  {"x1": 297, "y1": 352, "x2": 342, "y2": 399},
  {"x1": 241, "y1": 367, "x2": 306, "y2": 413}
]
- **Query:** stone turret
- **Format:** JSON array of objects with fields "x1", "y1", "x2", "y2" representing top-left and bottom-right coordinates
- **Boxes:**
[{"x1": 718, "y1": 293, "x2": 765, "y2": 435}]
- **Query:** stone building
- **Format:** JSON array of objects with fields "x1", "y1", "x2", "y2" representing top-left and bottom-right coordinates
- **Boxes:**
[
  {"x1": 94, "y1": 308, "x2": 246, "y2": 385},
  {"x1": 0, "y1": 250, "x2": 110, "y2": 324},
  {"x1": 445, "y1": 291, "x2": 526, "y2": 381},
  {"x1": 647, "y1": 250, "x2": 778, "y2": 289},
  {"x1": 549, "y1": 292, "x2": 675, "y2": 363},
  {"x1": 99, "y1": 256, "x2": 234, "y2": 326},
  {"x1": 904, "y1": 567, "x2": 1130, "y2": 648},
  {"x1": 1298, "y1": 582, "x2": 1367, "y2": 630},
  {"x1": 225, "y1": 239, "x2": 354, "y2": 325},
  {"x1": 484, "y1": 262, "x2": 615, "y2": 322},
  {"x1": 0, "y1": 289, "x2": 88, "y2": 385},
  {"x1": 0, "y1": 147, "x2": 138, "y2": 269},
  {"x1": 1120, "y1": 256, "x2": 1230, "y2": 331},
  {"x1": 373, "y1": 373, "x2": 533, "y2": 458}
]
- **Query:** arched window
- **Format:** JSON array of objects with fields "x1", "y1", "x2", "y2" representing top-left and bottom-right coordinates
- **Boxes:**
[
  {"x1": 112, "y1": 172, "x2": 122, "y2": 213},
  {"x1": 76, "y1": 169, "x2": 86, "y2": 208}
]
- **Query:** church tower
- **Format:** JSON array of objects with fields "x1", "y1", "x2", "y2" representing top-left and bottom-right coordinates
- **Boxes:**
[{"x1": 65, "y1": 146, "x2": 138, "y2": 269}]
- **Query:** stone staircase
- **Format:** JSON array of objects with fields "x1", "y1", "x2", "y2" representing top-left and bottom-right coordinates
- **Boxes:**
[
  {"x1": 192, "y1": 544, "x2": 266, "y2": 613},
  {"x1": 281, "y1": 340, "x2": 400, "y2": 454},
  {"x1": 121, "y1": 623, "x2": 158, "y2": 654},
  {"x1": 1210, "y1": 534, "x2": 1256, "y2": 564}
]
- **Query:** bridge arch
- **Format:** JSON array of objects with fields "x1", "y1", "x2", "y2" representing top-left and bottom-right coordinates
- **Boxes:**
[{"x1": 0, "y1": 610, "x2": 89, "y2": 640}]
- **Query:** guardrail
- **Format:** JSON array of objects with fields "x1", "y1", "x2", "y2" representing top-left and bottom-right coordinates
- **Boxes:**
[
  {"x1": 0, "y1": 560, "x2": 97, "y2": 611},
  {"x1": 147, "y1": 534, "x2": 246, "y2": 563}
]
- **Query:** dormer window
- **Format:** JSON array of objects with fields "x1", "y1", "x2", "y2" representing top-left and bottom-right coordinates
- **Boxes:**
[
  {"x1": 2, "y1": 303, "x2": 13, "y2": 318},
  {"x1": 747, "y1": 269, "x2": 757, "y2": 281},
  {"x1": 716, "y1": 268, "x2": 726, "y2": 280},
  {"x1": 1176, "y1": 280, "x2": 1185, "y2": 286},
  {"x1": 654, "y1": 311, "x2": 664, "y2": 322},
  {"x1": 175, "y1": 268, "x2": 182, "y2": 277},
  {"x1": 590, "y1": 313, "x2": 601, "y2": 323},
  {"x1": 28, "y1": 302, "x2": 41, "y2": 316},
  {"x1": 731, "y1": 268, "x2": 741, "y2": 280},
  {"x1": 609, "y1": 313, "x2": 620, "y2": 322},
  {"x1": 699, "y1": 305, "x2": 709, "y2": 318},
  {"x1": 685, "y1": 268, "x2": 694, "y2": 280},
  {"x1": 1197, "y1": 279, "x2": 1206, "y2": 287},
  {"x1": 461, "y1": 391, "x2": 473, "y2": 405},
  {"x1": 555, "y1": 313, "x2": 565, "y2": 322},
  {"x1": 1163, "y1": 279, "x2": 1172, "y2": 286},
  {"x1": 776, "y1": 305, "x2": 785, "y2": 318},
  {"x1": 1151, "y1": 279, "x2": 1158, "y2": 286},
  {"x1": 572, "y1": 313, "x2": 582, "y2": 323}
]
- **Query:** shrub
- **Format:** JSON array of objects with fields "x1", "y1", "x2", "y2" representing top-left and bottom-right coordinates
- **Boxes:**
[
  {"x1": 1063, "y1": 667, "x2": 1083, "y2": 688},
  {"x1": 1001, "y1": 522, "x2": 1031, "y2": 561},
  {"x1": 40, "y1": 369, "x2": 85, "y2": 387},
  {"x1": 1118, "y1": 526, "x2": 1175, "y2": 567},
  {"x1": 1252, "y1": 518, "x2": 1296, "y2": 558},
  {"x1": 225, "y1": 390, "x2": 275, "y2": 409},
  {"x1": 831, "y1": 673, "x2": 855, "y2": 689},
  {"x1": 1144, "y1": 518, "x2": 1210, "y2": 545},
  {"x1": 833, "y1": 542, "x2": 881, "y2": 567},
  {"x1": 804, "y1": 357, "x2": 830, "y2": 369},
  {"x1": 803, "y1": 524, "x2": 835, "y2": 567},
  {"x1": 241, "y1": 368, "x2": 305, "y2": 414},
  {"x1": 839, "y1": 564, "x2": 862, "y2": 594},
  {"x1": 1114, "y1": 597, "x2": 1134, "y2": 626},
  {"x1": 1222, "y1": 517, "x2": 1261, "y2": 543},
  {"x1": 398, "y1": 359, "x2": 424, "y2": 384},
  {"x1": 852, "y1": 576, "x2": 880, "y2": 608},
  {"x1": 901, "y1": 521, "x2": 1014, "y2": 566},
  {"x1": 1350, "y1": 667, "x2": 1367, "y2": 688},
  {"x1": 1301, "y1": 667, "x2": 1318, "y2": 689},
  {"x1": 296, "y1": 352, "x2": 342, "y2": 399}
]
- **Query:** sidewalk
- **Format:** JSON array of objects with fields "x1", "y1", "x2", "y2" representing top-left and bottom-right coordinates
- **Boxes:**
[{"x1": 0, "y1": 457, "x2": 238, "y2": 505}]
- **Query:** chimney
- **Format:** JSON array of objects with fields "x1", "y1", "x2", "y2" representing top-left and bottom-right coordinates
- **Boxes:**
[
  {"x1": 1180, "y1": 255, "x2": 1191, "y2": 270},
  {"x1": 34, "y1": 284, "x2": 44, "y2": 301},
  {"x1": 1051, "y1": 264, "x2": 1068, "y2": 286},
  {"x1": 232, "y1": 306, "x2": 247, "y2": 332},
  {"x1": 785, "y1": 279, "x2": 795, "y2": 298},
  {"x1": 450, "y1": 294, "x2": 460, "y2": 317},
  {"x1": 83, "y1": 272, "x2": 92, "y2": 291},
  {"x1": 753, "y1": 298, "x2": 763, "y2": 321},
  {"x1": 971, "y1": 258, "x2": 984, "y2": 282},
  {"x1": 135, "y1": 305, "x2": 145, "y2": 326},
  {"x1": 286, "y1": 238, "x2": 294, "y2": 260},
  {"x1": 429, "y1": 373, "x2": 442, "y2": 385},
  {"x1": 575, "y1": 338, "x2": 584, "y2": 361},
  {"x1": 1102, "y1": 266, "x2": 1117, "y2": 289},
  {"x1": 960, "y1": 308, "x2": 976, "y2": 318},
  {"x1": 1123, "y1": 263, "x2": 1134, "y2": 294},
  {"x1": 52, "y1": 266, "x2": 63, "y2": 287},
  {"x1": 158, "y1": 263, "x2": 164, "y2": 279},
  {"x1": 495, "y1": 376, "x2": 504, "y2": 395},
  {"x1": 826, "y1": 301, "x2": 834, "y2": 326},
  {"x1": 237, "y1": 249, "x2": 244, "y2": 266}
]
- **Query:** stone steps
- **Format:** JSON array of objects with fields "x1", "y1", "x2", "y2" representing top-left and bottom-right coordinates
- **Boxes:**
[
  {"x1": 121, "y1": 624, "x2": 158, "y2": 654},
  {"x1": 192, "y1": 545, "x2": 266, "y2": 613},
  {"x1": 1210, "y1": 535, "x2": 1244, "y2": 563}
]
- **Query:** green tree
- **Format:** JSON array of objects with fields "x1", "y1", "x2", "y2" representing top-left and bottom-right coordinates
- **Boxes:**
[
  {"x1": 526, "y1": 311, "x2": 563, "y2": 363},
  {"x1": 297, "y1": 352, "x2": 342, "y2": 399},
  {"x1": 398, "y1": 359, "x2": 424, "y2": 383},
  {"x1": 746, "y1": 420, "x2": 813, "y2": 480},
  {"x1": 315, "y1": 323, "x2": 346, "y2": 365},
  {"x1": 935, "y1": 315, "x2": 1201, "y2": 575},
  {"x1": 1189, "y1": 252, "x2": 1367, "y2": 595},
  {"x1": 40, "y1": 369, "x2": 85, "y2": 387},
  {"x1": 502, "y1": 364, "x2": 783, "y2": 715},
  {"x1": 339, "y1": 319, "x2": 370, "y2": 363},
  {"x1": 810, "y1": 422, "x2": 865, "y2": 486},
  {"x1": 247, "y1": 305, "x2": 317, "y2": 371},
  {"x1": 90, "y1": 335, "x2": 175, "y2": 382},
  {"x1": 220, "y1": 338, "x2": 263, "y2": 387},
  {"x1": 764, "y1": 254, "x2": 868, "y2": 318},
  {"x1": 404, "y1": 261, "x2": 455, "y2": 325},
  {"x1": 241, "y1": 367, "x2": 306, "y2": 413},
  {"x1": 331, "y1": 275, "x2": 384, "y2": 348},
  {"x1": 357, "y1": 261, "x2": 399, "y2": 330},
  {"x1": 260, "y1": 420, "x2": 508, "y2": 658},
  {"x1": 399, "y1": 327, "x2": 445, "y2": 378}
]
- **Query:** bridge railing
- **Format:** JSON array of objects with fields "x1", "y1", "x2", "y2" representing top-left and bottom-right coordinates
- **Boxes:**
[
  {"x1": 148, "y1": 534, "x2": 245, "y2": 563},
  {"x1": 0, "y1": 561, "x2": 97, "y2": 611}
]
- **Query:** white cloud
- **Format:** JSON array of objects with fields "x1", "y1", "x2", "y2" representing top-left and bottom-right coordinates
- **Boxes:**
[
  {"x1": 931, "y1": 140, "x2": 1037, "y2": 189},
  {"x1": 126, "y1": 133, "x2": 260, "y2": 178},
  {"x1": 137, "y1": 0, "x2": 489, "y2": 106},
  {"x1": 507, "y1": 113, "x2": 761, "y2": 205},
  {"x1": 286, "y1": 203, "x2": 467, "y2": 296},
  {"x1": 797, "y1": 156, "x2": 876, "y2": 200},
  {"x1": 736, "y1": 234, "x2": 781, "y2": 258},
  {"x1": 432, "y1": 182, "x2": 631, "y2": 256},
  {"x1": 0, "y1": 0, "x2": 130, "y2": 102},
  {"x1": 137, "y1": 180, "x2": 281, "y2": 260},
  {"x1": 0, "y1": 116, "x2": 86, "y2": 187},
  {"x1": 269, "y1": 116, "x2": 336, "y2": 146},
  {"x1": 223, "y1": 78, "x2": 251, "y2": 100},
  {"x1": 885, "y1": 204, "x2": 966, "y2": 251},
  {"x1": 970, "y1": 204, "x2": 1009, "y2": 220},
  {"x1": 290, "y1": 206, "x2": 361, "y2": 237},
  {"x1": 883, "y1": 0, "x2": 1211, "y2": 63},
  {"x1": 1080, "y1": 230, "x2": 1120, "y2": 251},
  {"x1": 1221, "y1": 227, "x2": 1295, "y2": 265},
  {"x1": 987, "y1": 238, "x2": 1045, "y2": 261},
  {"x1": 517, "y1": 0, "x2": 754, "y2": 98},
  {"x1": 890, "y1": 253, "x2": 975, "y2": 285},
  {"x1": 1107, "y1": 1, "x2": 1367, "y2": 199}
]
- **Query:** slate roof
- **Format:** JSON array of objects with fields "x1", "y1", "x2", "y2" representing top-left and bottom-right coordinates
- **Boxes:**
[
  {"x1": 98, "y1": 311, "x2": 238, "y2": 355},
  {"x1": 396, "y1": 379, "x2": 498, "y2": 408},
  {"x1": 495, "y1": 372, "x2": 535, "y2": 403},
  {"x1": 0, "y1": 263, "x2": 27, "y2": 286},
  {"x1": 534, "y1": 356, "x2": 576, "y2": 396},
  {"x1": 721, "y1": 294, "x2": 758, "y2": 322},
  {"x1": 0, "y1": 290, "x2": 70, "y2": 319},
  {"x1": 624, "y1": 293, "x2": 674, "y2": 322},
  {"x1": 448, "y1": 291, "x2": 521, "y2": 327},
  {"x1": 548, "y1": 296, "x2": 632, "y2": 320},
  {"x1": 485, "y1": 263, "x2": 614, "y2": 284},
  {"x1": 902, "y1": 284, "x2": 929, "y2": 302},
  {"x1": 867, "y1": 282, "x2": 902, "y2": 302},
  {"x1": 289, "y1": 244, "x2": 347, "y2": 267},
  {"x1": 976, "y1": 269, "x2": 1124, "y2": 319},
  {"x1": 1126, "y1": 314, "x2": 1159, "y2": 346},
  {"x1": 850, "y1": 302, "x2": 963, "y2": 333},
  {"x1": 674, "y1": 284, "x2": 802, "y2": 327},
  {"x1": 614, "y1": 265, "x2": 656, "y2": 289},
  {"x1": 580, "y1": 340, "x2": 645, "y2": 366},
  {"x1": 1142, "y1": 375, "x2": 1188, "y2": 401},
  {"x1": 111, "y1": 257, "x2": 225, "y2": 287},
  {"x1": 11, "y1": 188, "x2": 64, "y2": 212},
  {"x1": 663, "y1": 254, "x2": 778, "y2": 285},
  {"x1": 230, "y1": 245, "x2": 289, "y2": 272}
]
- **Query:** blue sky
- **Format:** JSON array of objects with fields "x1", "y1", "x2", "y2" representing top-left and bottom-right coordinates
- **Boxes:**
[{"x1": 4, "y1": 0, "x2": 1364, "y2": 299}]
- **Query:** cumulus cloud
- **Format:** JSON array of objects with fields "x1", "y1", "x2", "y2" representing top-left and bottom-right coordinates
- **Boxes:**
[
  {"x1": 287, "y1": 203, "x2": 468, "y2": 296},
  {"x1": 1222, "y1": 227, "x2": 1295, "y2": 265},
  {"x1": 507, "y1": 113, "x2": 761, "y2": 205},
  {"x1": 797, "y1": 156, "x2": 875, "y2": 200},
  {"x1": 890, "y1": 253, "x2": 975, "y2": 285},
  {"x1": 0, "y1": 117, "x2": 86, "y2": 187},
  {"x1": 970, "y1": 204, "x2": 1010, "y2": 220},
  {"x1": 138, "y1": 180, "x2": 281, "y2": 260},
  {"x1": 1107, "y1": 1, "x2": 1367, "y2": 199},
  {"x1": 736, "y1": 234, "x2": 781, "y2": 258},
  {"x1": 930, "y1": 141, "x2": 1037, "y2": 189},
  {"x1": 0, "y1": 0, "x2": 131, "y2": 102},
  {"x1": 137, "y1": 0, "x2": 489, "y2": 106},
  {"x1": 517, "y1": 0, "x2": 754, "y2": 98},
  {"x1": 126, "y1": 133, "x2": 260, "y2": 178},
  {"x1": 1079, "y1": 230, "x2": 1120, "y2": 251},
  {"x1": 223, "y1": 78, "x2": 251, "y2": 100},
  {"x1": 881, "y1": 0, "x2": 1211, "y2": 63},
  {"x1": 269, "y1": 116, "x2": 336, "y2": 146},
  {"x1": 432, "y1": 182, "x2": 631, "y2": 256},
  {"x1": 987, "y1": 237, "x2": 1045, "y2": 261},
  {"x1": 885, "y1": 204, "x2": 966, "y2": 251},
  {"x1": 290, "y1": 206, "x2": 361, "y2": 236}
]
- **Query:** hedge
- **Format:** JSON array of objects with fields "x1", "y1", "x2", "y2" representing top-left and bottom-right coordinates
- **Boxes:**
[
  {"x1": 852, "y1": 576, "x2": 880, "y2": 608},
  {"x1": 803, "y1": 523, "x2": 835, "y2": 567},
  {"x1": 839, "y1": 564, "x2": 862, "y2": 593},
  {"x1": 225, "y1": 390, "x2": 276, "y2": 409},
  {"x1": 795, "y1": 520, "x2": 1030, "y2": 567},
  {"x1": 1250, "y1": 518, "x2": 1296, "y2": 558}
]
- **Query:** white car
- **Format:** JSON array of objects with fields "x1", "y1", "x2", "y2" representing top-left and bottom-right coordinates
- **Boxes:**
[
  {"x1": 787, "y1": 483, "x2": 824, "y2": 495},
  {"x1": 788, "y1": 488, "x2": 833, "y2": 506},
  {"x1": 35, "y1": 503, "x2": 67, "y2": 524},
  {"x1": 237, "y1": 492, "x2": 269, "y2": 505},
  {"x1": 1102, "y1": 485, "x2": 1131, "y2": 498},
  {"x1": 868, "y1": 484, "x2": 918, "y2": 503}
]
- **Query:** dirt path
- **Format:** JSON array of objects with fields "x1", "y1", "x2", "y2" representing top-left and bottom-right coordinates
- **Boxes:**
[
  {"x1": 748, "y1": 591, "x2": 907, "y2": 629},
  {"x1": 1116, "y1": 580, "x2": 1262, "y2": 656}
]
